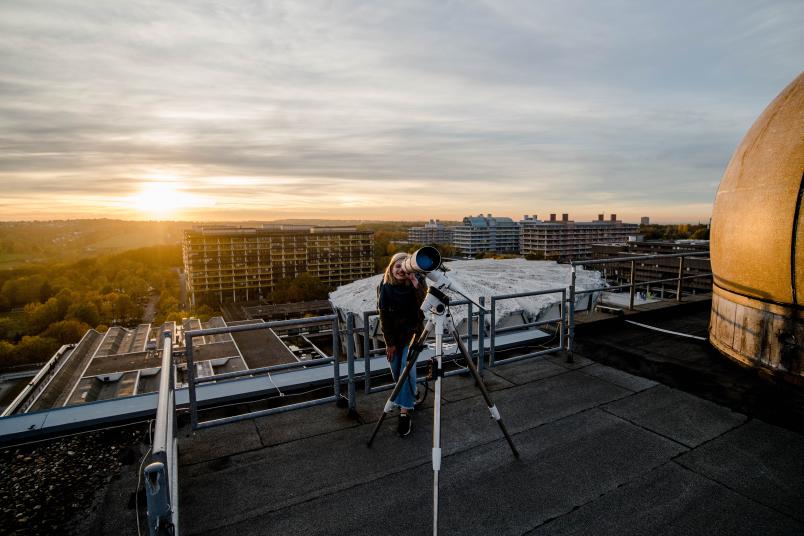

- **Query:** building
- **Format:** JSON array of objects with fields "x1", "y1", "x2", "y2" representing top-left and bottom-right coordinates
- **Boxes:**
[
  {"x1": 453, "y1": 214, "x2": 519, "y2": 255},
  {"x1": 519, "y1": 213, "x2": 639, "y2": 261},
  {"x1": 183, "y1": 225, "x2": 374, "y2": 306},
  {"x1": 407, "y1": 219, "x2": 454, "y2": 245},
  {"x1": 589, "y1": 239, "x2": 711, "y2": 296},
  {"x1": 641, "y1": 216, "x2": 650, "y2": 225}
]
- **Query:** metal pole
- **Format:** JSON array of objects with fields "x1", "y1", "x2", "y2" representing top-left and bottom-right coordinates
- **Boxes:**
[
  {"x1": 629, "y1": 260, "x2": 636, "y2": 311},
  {"x1": 559, "y1": 289, "x2": 566, "y2": 352},
  {"x1": 467, "y1": 302, "x2": 474, "y2": 360},
  {"x1": 331, "y1": 316, "x2": 341, "y2": 402},
  {"x1": 489, "y1": 298, "x2": 496, "y2": 367},
  {"x1": 676, "y1": 256, "x2": 684, "y2": 302},
  {"x1": 185, "y1": 332, "x2": 198, "y2": 430},
  {"x1": 568, "y1": 267, "x2": 576, "y2": 363},
  {"x1": 346, "y1": 313, "x2": 356, "y2": 413},
  {"x1": 363, "y1": 311, "x2": 372, "y2": 394},
  {"x1": 431, "y1": 315, "x2": 444, "y2": 536},
  {"x1": 478, "y1": 296, "x2": 486, "y2": 371}
]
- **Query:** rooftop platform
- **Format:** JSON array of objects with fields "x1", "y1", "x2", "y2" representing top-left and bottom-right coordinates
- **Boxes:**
[
  {"x1": 6, "y1": 298, "x2": 804, "y2": 535},
  {"x1": 174, "y1": 299, "x2": 803, "y2": 535}
]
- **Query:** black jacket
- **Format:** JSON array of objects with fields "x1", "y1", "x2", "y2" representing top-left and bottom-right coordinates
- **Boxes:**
[{"x1": 377, "y1": 278, "x2": 426, "y2": 348}]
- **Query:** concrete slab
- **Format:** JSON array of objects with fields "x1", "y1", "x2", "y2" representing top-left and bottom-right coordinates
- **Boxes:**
[
  {"x1": 487, "y1": 357, "x2": 570, "y2": 385},
  {"x1": 603, "y1": 384, "x2": 747, "y2": 447},
  {"x1": 528, "y1": 462, "x2": 804, "y2": 536},
  {"x1": 491, "y1": 370, "x2": 633, "y2": 434},
  {"x1": 253, "y1": 401, "x2": 361, "y2": 447},
  {"x1": 186, "y1": 409, "x2": 686, "y2": 536},
  {"x1": 676, "y1": 419, "x2": 804, "y2": 523},
  {"x1": 440, "y1": 367, "x2": 516, "y2": 402},
  {"x1": 544, "y1": 353, "x2": 594, "y2": 370},
  {"x1": 581, "y1": 363, "x2": 658, "y2": 393},
  {"x1": 178, "y1": 418, "x2": 263, "y2": 466}
]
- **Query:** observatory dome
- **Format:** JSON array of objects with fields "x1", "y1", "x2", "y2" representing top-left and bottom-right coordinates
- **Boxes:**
[{"x1": 709, "y1": 72, "x2": 804, "y2": 380}]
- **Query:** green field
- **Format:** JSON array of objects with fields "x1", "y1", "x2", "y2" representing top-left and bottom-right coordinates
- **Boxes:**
[
  {"x1": 87, "y1": 233, "x2": 180, "y2": 251},
  {"x1": 0, "y1": 253, "x2": 36, "y2": 270}
]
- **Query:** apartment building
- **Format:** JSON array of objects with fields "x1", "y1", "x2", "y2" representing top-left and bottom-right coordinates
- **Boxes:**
[
  {"x1": 453, "y1": 214, "x2": 520, "y2": 255},
  {"x1": 519, "y1": 213, "x2": 639, "y2": 261},
  {"x1": 183, "y1": 225, "x2": 374, "y2": 305},
  {"x1": 408, "y1": 219, "x2": 455, "y2": 245}
]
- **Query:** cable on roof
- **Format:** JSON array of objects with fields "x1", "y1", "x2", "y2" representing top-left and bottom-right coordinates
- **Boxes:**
[{"x1": 624, "y1": 320, "x2": 707, "y2": 341}]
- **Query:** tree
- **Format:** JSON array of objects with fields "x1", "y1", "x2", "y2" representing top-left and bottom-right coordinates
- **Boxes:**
[
  {"x1": 42, "y1": 319, "x2": 91, "y2": 345},
  {"x1": 67, "y1": 302, "x2": 100, "y2": 327}
]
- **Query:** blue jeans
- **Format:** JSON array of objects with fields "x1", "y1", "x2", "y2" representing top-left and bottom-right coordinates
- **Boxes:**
[{"x1": 390, "y1": 345, "x2": 417, "y2": 410}]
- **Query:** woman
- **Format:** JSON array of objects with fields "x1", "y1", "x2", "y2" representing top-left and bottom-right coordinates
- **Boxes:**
[{"x1": 378, "y1": 252, "x2": 427, "y2": 436}]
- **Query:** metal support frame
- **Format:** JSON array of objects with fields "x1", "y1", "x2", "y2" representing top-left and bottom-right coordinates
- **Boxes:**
[
  {"x1": 145, "y1": 331, "x2": 178, "y2": 536},
  {"x1": 185, "y1": 315, "x2": 341, "y2": 430},
  {"x1": 489, "y1": 287, "x2": 567, "y2": 367},
  {"x1": 568, "y1": 251, "x2": 712, "y2": 357}
]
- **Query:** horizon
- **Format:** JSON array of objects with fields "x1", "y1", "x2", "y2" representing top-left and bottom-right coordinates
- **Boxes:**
[{"x1": 1, "y1": 2, "x2": 801, "y2": 223}]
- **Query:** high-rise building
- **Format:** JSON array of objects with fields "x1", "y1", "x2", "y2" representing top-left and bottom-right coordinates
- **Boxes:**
[
  {"x1": 641, "y1": 217, "x2": 650, "y2": 225},
  {"x1": 183, "y1": 225, "x2": 374, "y2": 305},
  {"x1": 519, "y1": 213, "x2": 639, "y2": 261},
  {"x1": 453, "y1": 214, "x2": 520, "y2": 255},
  {"x1": 408, "y1": 219, "x2": 454, "y2": 245}
]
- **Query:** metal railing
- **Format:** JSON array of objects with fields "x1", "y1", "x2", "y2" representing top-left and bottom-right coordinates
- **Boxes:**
[
  {"x1": 352, "y1": 298, "x2": 491, "y2": 399},
  {"x1": 144, "y1": 331, "x2": 179, "y2": 536},
  {"x1": 184, "y1": 315, "x2": 341, "y2": 430},
  {"x1": 567, "y1": 251, "x2": 712, "y2": 355},
  {"x1": 488, "y1": 288, "x2": 566, "y2": 367}
]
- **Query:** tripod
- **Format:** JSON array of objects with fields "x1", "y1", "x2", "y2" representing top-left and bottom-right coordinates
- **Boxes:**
[{"x1": 367, "y1": 285, "x2": 519, "y2": 536}]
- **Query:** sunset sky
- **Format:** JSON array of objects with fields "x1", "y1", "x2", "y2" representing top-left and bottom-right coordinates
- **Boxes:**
[{"x1": 0, "y1": 1, "x2": 801, "y2": 223}]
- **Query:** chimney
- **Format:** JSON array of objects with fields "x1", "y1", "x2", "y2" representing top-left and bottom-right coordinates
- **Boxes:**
[
  {"x1": 610, "y1": 214, "x2": 617, "y2": 222},
  {"x1": 598, "y1": 214, "x2": 604, "y2": 221},
  {"x1": 562, "y1": 213, "x2": 569, "y2": 222},
  {"x1": 549, "y1": 213, "x2": 556, "y2": 222}
]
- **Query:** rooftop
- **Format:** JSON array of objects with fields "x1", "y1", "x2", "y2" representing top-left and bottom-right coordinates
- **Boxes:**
[{"x1": 5, "y1": 298, "x2": 802, "y2": 535}]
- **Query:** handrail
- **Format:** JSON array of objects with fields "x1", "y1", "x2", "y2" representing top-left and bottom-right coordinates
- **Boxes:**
[
  {"x1": 144, "y1": 331, "x2": 178, "y2": 536},
  {"x1": 185, "y1": 314, "x2": 341, "y2": 430},
  {"x1": 489, "y1": 287, "x2": 566, "y2": 366},
  {"x1": 571, "y1": 251, "x2": 709, "y2": 265}
]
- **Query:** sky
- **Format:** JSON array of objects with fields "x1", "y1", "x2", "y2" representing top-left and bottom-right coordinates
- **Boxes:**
[{"x1": 0, "y1": 1, "x2": 801, "y2": 224}]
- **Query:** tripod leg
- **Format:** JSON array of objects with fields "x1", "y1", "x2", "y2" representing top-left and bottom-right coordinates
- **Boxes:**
[
  {"x1": 449, "y1": 322, "x2": 519, "y2": 458},
  {"x1": 367, "y1": 320, "x2": 434, "y2": 447}
]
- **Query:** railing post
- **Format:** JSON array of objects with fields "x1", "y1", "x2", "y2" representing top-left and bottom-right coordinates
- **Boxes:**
[
  {"x1": 559, "y1": 288, "x2": 566, "y2": 352},
  {"x1": 629, "y1": 260, "x2": 636, "y2": 311},
  {"x1": 478, "y1": 296, "x2": 486, "y2": 370},
  {"x1": 676, "y1": 256, "x2": 684, "y2": 302},
  {"x1": 331, "y1": 315, "x2": 341, "y2": 402},
  {"x1": 185, "y1": 332, "x2": 198, "y2": 431},
  {"x1": 489, "y1": 297, "x2": 496, "y2": 367},
  {"x1": 567, "y1": 266, "x2": 576, "y2": 363},
  {"x1": 467, "y1": 302, "x2": 474, "y2": 360},
  {"x1": 346, "y1": 313, "x2": 356, "y2": 414},
  {"x1": 363, "y1": 311, "x2": 372, "y2": 394}
]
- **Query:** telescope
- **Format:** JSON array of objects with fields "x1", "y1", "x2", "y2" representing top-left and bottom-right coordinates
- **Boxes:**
[
  {"x1": 402, "y1": 246, "x2": 442, "y2": 274},
  {"x1": 404, "y1": 246, "x2": 486, "y2": 313}
]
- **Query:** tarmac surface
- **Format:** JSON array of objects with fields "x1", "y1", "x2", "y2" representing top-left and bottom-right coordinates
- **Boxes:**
[{"x1": 168, "y1": 300, "x2": 804, "y2": 536}]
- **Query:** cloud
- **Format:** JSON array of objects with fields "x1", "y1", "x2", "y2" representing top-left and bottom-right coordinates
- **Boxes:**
[{"x1": 0, "y1": 0, "x2": 801, "y2": 222}]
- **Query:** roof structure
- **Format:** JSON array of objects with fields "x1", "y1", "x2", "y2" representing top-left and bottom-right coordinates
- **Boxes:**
[{"x1": 5, "y1": 298, "x2": 802, "y2": 535}]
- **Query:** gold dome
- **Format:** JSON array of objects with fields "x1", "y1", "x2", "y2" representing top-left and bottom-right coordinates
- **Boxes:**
[{"x1": 709, "y1": 72, "x2": 804, "y2": 379}]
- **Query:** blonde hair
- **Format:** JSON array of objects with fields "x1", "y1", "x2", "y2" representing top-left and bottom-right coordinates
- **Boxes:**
[{"x1": 383, "y1": 252, "x2": 409, "y2": 285}]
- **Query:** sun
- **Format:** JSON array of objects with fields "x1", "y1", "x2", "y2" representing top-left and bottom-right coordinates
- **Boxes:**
[{"x1": 127, "y1": 182, "x2": 181, "y2": 218}]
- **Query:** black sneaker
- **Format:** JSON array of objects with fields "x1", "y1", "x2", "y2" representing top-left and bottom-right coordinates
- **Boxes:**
[{"x1": 397, "y1": 413, "x2": 412, "y2": 437}]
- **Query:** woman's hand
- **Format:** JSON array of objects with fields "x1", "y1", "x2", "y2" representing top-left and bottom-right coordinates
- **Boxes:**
[
  {"x1": 386, "y1": 345, "x2": 396, "y2": 362},
  {"x1": 408, "y1": 272, "x2": 419, "y2": 288}
]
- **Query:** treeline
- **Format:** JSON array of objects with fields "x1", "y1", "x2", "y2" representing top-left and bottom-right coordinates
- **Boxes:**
[
  {"x1": 0, "y1": 245, "x2": 188, "y2": 370},
  {"x1": 640, "y1": 223, "x2": 709, "y2": 240}
]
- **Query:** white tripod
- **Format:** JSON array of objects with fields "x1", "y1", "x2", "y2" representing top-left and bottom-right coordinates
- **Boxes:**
[{"x1": 367, "y1": 274, "x2": 519, "y2": 536}]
